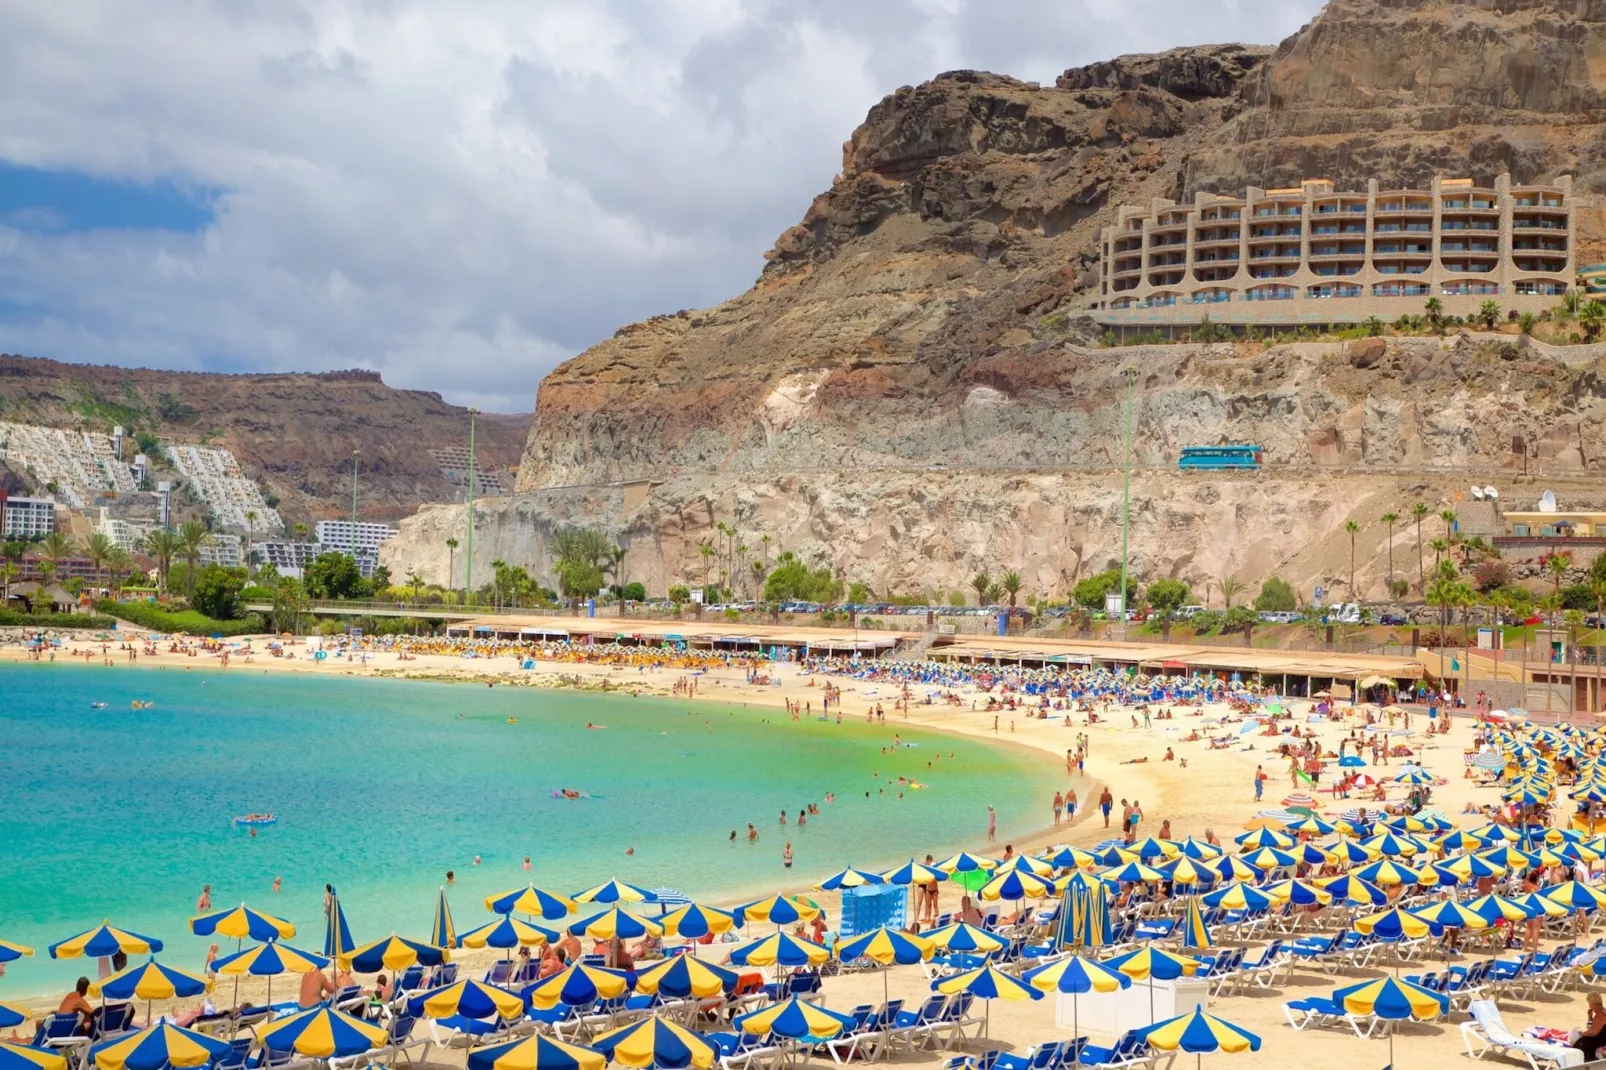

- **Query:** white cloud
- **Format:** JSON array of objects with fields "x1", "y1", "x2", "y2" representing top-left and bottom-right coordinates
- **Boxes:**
[{"x1": 0, "y1": 0, "x2": 1324, "y2": 410}]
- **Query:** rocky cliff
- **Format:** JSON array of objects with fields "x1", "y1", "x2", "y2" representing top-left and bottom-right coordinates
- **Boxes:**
[
  {"x1": 386, "y1": 0, "x2": 1606, "y2": 602},
  {"x1": 0, "y1": 355, "x2": 527, "y2": 526}
]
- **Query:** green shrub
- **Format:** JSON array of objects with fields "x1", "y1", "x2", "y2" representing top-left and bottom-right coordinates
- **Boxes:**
[
  {"x1": 95, "y1": 599, "x2": 266, "y2": 636},
  {"x1": 0, "y1": 609, "x2": 118, "y2": 629}
]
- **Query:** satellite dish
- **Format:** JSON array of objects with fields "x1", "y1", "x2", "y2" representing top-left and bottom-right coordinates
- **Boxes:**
[
  {"x1": 1539, "y1": 490, "x2": 1558, "y2": 513},
  {"x1": 1471, "y1": 486, "x2": 1485, "y2": 500},
  {"x1": 1484, "y1": 486, "x2": 1498, "y2": 500}
]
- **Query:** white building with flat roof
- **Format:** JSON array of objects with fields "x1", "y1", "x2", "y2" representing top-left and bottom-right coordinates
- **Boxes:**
[
  {"x1": 95, "y1": 508, "x2": 154, "y2": 553},
  {"x1": 314, "y1": 520, "x2": 398, "y2": 555},
  {"x1": 199, "y1": 533, "x2": 243, "y2": 569},
  {"x1": 3, "y1": 495, "x2": 56, "y2": 539}
]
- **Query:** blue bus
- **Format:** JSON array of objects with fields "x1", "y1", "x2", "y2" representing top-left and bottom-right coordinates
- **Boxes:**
[{"x1": 1178, "y1": 445, "x2": 1263, "y2": 471}]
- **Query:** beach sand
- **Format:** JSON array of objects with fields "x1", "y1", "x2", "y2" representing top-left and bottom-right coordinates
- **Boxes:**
[{"x1": 5, "y1": 631, "x2": 1597, "y2": 1070}]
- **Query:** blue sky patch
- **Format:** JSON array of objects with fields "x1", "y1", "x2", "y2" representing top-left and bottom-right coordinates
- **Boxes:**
[{"x1": 0, "y1": 164, "x2": 218, "y2": 233}]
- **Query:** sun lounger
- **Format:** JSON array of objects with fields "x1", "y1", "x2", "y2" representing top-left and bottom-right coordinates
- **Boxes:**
[
  {"x1": 708, "y1": 1029, "x2": 780, "y2": 1070},
  {"x1": 821, "y1": 1007, "x2": 883, "y2": 1065},
  {"x1": 1460, "y1": 999, "x2": 1584, "y2": 1069},
  {"x1": 214, "y1": 1038, "x2": 254, "y2": 1070},
  {"x1": 1077, "y1": 1030, "x2": 1150, "y2": 1070}
]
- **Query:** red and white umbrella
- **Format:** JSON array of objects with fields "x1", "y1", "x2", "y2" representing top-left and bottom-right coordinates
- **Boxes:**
[{"x1": 1282, "y1": 793, "x2": 1318, "y2": 809}]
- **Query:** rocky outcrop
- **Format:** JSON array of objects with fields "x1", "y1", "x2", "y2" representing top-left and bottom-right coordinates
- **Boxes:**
[
  {"x1": 0, "y1": 354, "x2": 527, "y2": 526},
  {"x1": 385, "y1": 0, "x2": 1606, "y2": 602}
]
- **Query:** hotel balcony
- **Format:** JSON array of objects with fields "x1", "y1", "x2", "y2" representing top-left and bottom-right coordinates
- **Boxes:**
[
  {"x1": 1514, "y1": 256, "x2": 1568, "y2": 274},
  {"x1": 1148, "y1": 271, "x2": 1185, "y2": 287},
  {"x1": 1192, "y1": 234, "x2": 1241, "y2": 248}
]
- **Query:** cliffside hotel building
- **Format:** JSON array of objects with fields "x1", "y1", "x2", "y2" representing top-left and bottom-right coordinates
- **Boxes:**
[{"x1": 1095, "y1": 174, "x2": 1573, "y2": 334}]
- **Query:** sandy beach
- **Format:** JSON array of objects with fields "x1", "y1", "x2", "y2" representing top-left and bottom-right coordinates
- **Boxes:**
[{"x1": 5, "y1": 629, "x2": 1599, "y2": 1070}]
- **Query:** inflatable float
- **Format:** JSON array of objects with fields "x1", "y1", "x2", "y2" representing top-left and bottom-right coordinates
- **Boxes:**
[{"x1": 232, "y1": 815, "x2": 277, "y2": 827}]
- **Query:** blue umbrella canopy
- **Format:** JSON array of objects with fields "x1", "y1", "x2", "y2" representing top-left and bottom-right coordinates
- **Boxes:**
[
  {"x1": 816, "y1": 868, "x2": 886, "y2": 891},
  {"x1": 90, "y1": 959, "x2": 212, "y2": 1002},
  {"x1": 590, "y1": 1016, "x2": 716, "y2": 1070},
  {"x1": 522, "y1": 964, "x2": 633, "y2": 1010},
  {"x1": 734, "y1": 997, "x2": 857, "y2": 1040},
  {"x1": 89, "y1": 1025, "x2": 229, "y2": 1070},
  {"x1": 1137, "y1": 1010, "x2": 1261, "y2": 1055},
  {"x1": 467, "y1": 1035, "x2": 605, "y2": 1070},
  {"x1": 258, "y1": 1006, "x2": 388, "y2": 1059},
  {"x1": 343, "y1": 934, "x2": 449, "y2": 973},
  {"x1": 0, "y1": 1044, "x2": 65, "y2": 1070},
  {"x1": 485, "y1": 886, "x2": 577, "y2": 920},
  {"x1": 210, "y1": 943, "x2": 330, "y2": 977},
  {"x1": 408, "y1": 979, "x2": 526, "y2": 1022},
  {"x1": 189, "y1": 905, "x2": 295, "y2": 942},
  {"x1": 572, "y1": 881, "x2": 657, "y2": 906},
  {"x1": 632, "y1": 957, "x2": 739, "y2": 1000},
  {"x1": 49, "y1": 923, "x2": 162, "y2": 960},
  {"x1": 458, "y1": 916, "x2": 560, "y2": 950}
]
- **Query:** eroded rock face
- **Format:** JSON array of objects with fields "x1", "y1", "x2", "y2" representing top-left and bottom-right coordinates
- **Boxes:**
[{"x1": 449, "y1": 0, "x2": 1606, "y2": 601}]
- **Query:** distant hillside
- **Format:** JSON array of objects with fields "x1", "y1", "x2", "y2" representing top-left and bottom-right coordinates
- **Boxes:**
[{"x1": 0, "y1": 355, "x2": 528, "y2": 528}]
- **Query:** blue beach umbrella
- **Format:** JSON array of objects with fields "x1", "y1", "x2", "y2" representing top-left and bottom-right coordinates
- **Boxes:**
[
  {"x1": 567, "y1": 909, "x2": 662, "y2": 941},
  {"x1": 0, "y1": 1005, "x2": 24, "y2": 1030},
  {"x1": 727, "y1": 932, "x2": 828, "y2": 969},
  {"x1": 343, "y1": 934, "x2": 449, "y2": 973},
  {"x1": 658, "y1": 904, "x2": 740, "y2": 941},
  {"x1": 572, "y1": 880, "x2": 656, "y2": 906},
  {"x1": 485, "y1": 886, "x2": 577, "y2": 920},
  {"x1": 188, "y1": 904, "x2": 295, "y2": 943},
  {"x1": 1334, "y1": 975, "x2": 1448, "y2": 1068},
  {"x1": 1180, "y1": 897, "x2": 1214, "y2": 950},
  {"x1": 735, "y1": 895, "x2": 820, "y2": 927},
  {"x1": 324, "y1": 892, "x2": 354, "y2": 963},
  {"x1": 932, "y1": 965, "x2": 1041, "y2": 1037},
  {"x1": 882, "y1": 859, "x2": 949, "y2": 886},
  {"x1": 933, "y1": 851, "x2": 998, "y2": 874},
  {"x1": 210, "y1": 942, "x2": 329, "y2": 1010},
  {"x1": 1022, "y1": 954, "x2": 1128, "y2": 1044},
  {"x1": 734, "y1": 997, "x2": 857, "y2": 1040},
  {"x1": 91, "y1": 959, "x2": 212, "y2": 1026},
  {"x1": 49, "y1": 923, "x2": 162, "y2": 960},
  {"x1": 1201, "y1": 882, "x2": 1272, "y2": 912},
  {"x1": 816, "y1": 867, "x2": 886, "y2": 891},
  {"x1": 978, "y1": 869, "x2": 1055, "y2": 902},
  {"x1": 836, "y1": 926, "x2": 934, "y2": 1003},
  {"x1": 591, "y1": 1016, "x2": 716, "y2": 1069},
  {"x1": 408, "y1": 979, "x2": 526, "y2": 1022},
  {"x1": 258, "y1": 1006, "x2": 388, "y2": 1059},
  {"x1": 431, "y1": 887, "x2": 456, "y2": 950},
  {"x1": 468, "y1": 1035, "x2": 605, "y2": 1070},
  {"x1": 522, "y1": 964, "x2": 632, "y2": 1010},
  {"x1": 89, "y1": 1024, "x2": 229, "y2": 1070},
  {"x1": 920, "y1": 923, "x2": 1006, "y2": 955},
  {"x1": 0, "y1": 940, "x2": 32, "y2": 964},
  {"x1": 633, "y1": 957, "x2": 739, "y2": 1000},
  {"x1": 0, "y1": 1045, "x2": 64, "y2": 1070},
  {"x1": 457, "y1": 915, "x2": 559, "y2": 951},
  {"x1": 1136, "y1": 1010, "x2": 1260, "y2": 1070}
]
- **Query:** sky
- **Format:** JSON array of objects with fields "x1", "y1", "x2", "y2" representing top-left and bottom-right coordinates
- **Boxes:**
[{"x1": 0, "y1": 1, "x2": 1325, "y2": 412}]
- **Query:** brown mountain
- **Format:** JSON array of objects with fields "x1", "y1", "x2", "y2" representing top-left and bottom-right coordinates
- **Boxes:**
[
  {"x1": 386, "y1": 0, "x2": 1606, "y2": 602},
  {"x1": 0, "y1": 354, "x2": 528, "y2": 528}
]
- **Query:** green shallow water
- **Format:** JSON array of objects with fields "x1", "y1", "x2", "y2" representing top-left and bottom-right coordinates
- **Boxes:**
[{"x1": 0, "y1": 664, "x2": 1059, "y2": 996}]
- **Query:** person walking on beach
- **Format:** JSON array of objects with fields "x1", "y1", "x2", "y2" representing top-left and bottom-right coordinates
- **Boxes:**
[
  {"x1": 987, "y1": 805, "x2": 997, "y2": 843},
  {"x1": 1119, "y1": 799, "x2": 1131, "y2": 840},
  {"x1": 1099, "y1": 788, "x2": 1113, "y2": 828},
  {"x1": 1052, "y1": 791, "x2": 1064, "y2": 827},
  {"x1": 1254, "y1": 765, "x2": 1266, "y2": 801},
  {"x1": 1066, "y1": 787, "x2": 1077, "y2": 819}
]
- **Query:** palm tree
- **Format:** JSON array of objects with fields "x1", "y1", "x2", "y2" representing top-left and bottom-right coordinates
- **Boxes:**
[
  {"x1": 697, "y1": 540, "x2": 716, "y2": 590},
  {"x1": 405, "y1": 569, "x2": 424, "y2": 600},
  {"x1": 38, "y1": 530, "x2": 73, "y2": 590},
  {"x1": 1476, "y1": 300, "x2": 1501, "y2": 330},
  {"x1": 244, "y1": 509, "x2": 257, "y2": 565},
  {"x1": 1000, "y1": 571, "x2": 1023, "y2": 608},
  {"x1": 1379, "y1": 512, "x2": 1399, "y2": 596},
  {"x1": 1562, "y1": 289, "x2": 1585, "y2": 320},
  {"x1": 750, "y1": 560, "x2": 765, "y2": 595},
  {"x1": 1411, "y1": 502, "x2": 1430, "y2": 594},
  {"x1": 1583, "y1": 300, "x2": 1606, "y2": 342},
  {"x1": 1218, "y1": 576, "x2": 1243, "y2": 610},
  {"x1": 1426, "y1": 561, "x2": 1465, "y2": 664},
  {"x1": 1547, "y1": 551, "x2": 1573, "y2": 610},
  {"x1": 445, "y1": 536, "x2": 459, "y2": 589},
  {"x1": 1424, "y1": 297, "x2": 1444, "y2": 331},
  {"x1": 971, "y1": 571, "x2": 991, "y2": 606},
  {"x1": 1430, "y1": 537, "x2": 1449, "y2": 573},
  {"x1": 85, "y1": 531, "x2": 113, "y2": 591},
  {"x1": 1344, "y1": 519, "x2": 1362, "y2": 598},
  {"x1": 177, "y1": 520, "x2": 211, "y2": 596},
  {"x1": 760, "y1": 534, "x2": 772, "y2": 569},
  {"x1": 106, "y1": 548, "x2": 129, "y2": 595},
  {"x1": 143, "y1": 529, "x2": 180, "y2": 594},
  {"x1": 1440, "y1": 509, "x2": 1457, "y2": 541},
  {"x1": 985, "y1": 581, "x2": 1004, "y2": 606}
]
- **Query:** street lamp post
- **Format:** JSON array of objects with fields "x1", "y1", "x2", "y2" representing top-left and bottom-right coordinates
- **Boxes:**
[
  {"x1": 465, "y1": 408, "x2": 477, "y2": 603},
  {"x1": 1118, "y1": 367, "x2": 1139, "y2": 640}
]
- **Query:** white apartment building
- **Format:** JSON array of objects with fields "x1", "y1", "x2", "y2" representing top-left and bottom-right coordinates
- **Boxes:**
[
  {"x1": 2, "y1": 495, "x2": 57, "y2": 539},
  {"x1": 254, "y1": 539, "x2": 320, "y2": 576},
  {"x1": 198, "y1": 533, "x2": 243, "y2": 569},
  {"x1": 314, "y1": 520, "x2": 398, "y2": 555},
  {"x1": 95, "y1": 509, "x2": 154, "y2": 553},
  {"x1": 0, "y1": 423, "x2": 139, "y2": 508},
  {"x1": 163, "y1": 444, "x2": 283, "y2": 533}
]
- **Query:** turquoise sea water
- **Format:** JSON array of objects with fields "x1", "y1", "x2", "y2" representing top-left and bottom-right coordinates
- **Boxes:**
[{"x1": 0, "y1": 664, "x2": 1060, "y2": 996}]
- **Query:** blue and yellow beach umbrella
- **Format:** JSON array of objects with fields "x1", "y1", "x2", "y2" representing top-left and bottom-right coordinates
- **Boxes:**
[
  {"x1": 835, "y1": 927, "x2": 933, "y2": 966},
  {"x1": 1260, "y1": 878, "x2": 1332, "y2": 907},
  {"x1": 211, "y1": 942, "x2": 328, "y2": 977},
  {"x1": 0, "y1": 1004, "x2": 24, "y2": 1030},
  {"x1": 1235, "y1": 827, "x2": 1293, "y2": 850},
  {"x1": 467, "y1": 1034, "x2": 605, "y2": 1070},
  {"x1": 1103, "y1": 861, "x2": 1166, "y2": 884},
  {"x1": 1176, "y1": 837, "x2": 1224, "y2": 860},
  {"x1": 1289, "y1": 842, "x2": 1336, "y2": 868},
  {"x1": 409, "y1": 979, "x2": 526, "y2": 1022},
  {"x1": 1106, "y1": 947, "x2": 1201, "y2": 981},
  {"x1": 0, "y1": 941, "x2": 32, "y2": 964},
  {"x1": 189, "y1": 904, "x2": 295, "y2": 942},
  {"x1": 1156, "y1": 857, "x2": 1214, "y2": 887},
  {"x1": 49, "y1": 922, "x2": 161, "y2": 960},
  {"x1": 572, "y1": 880, "x2": 656, "y2": 906},
  {"x1": 979, "y1": 869, "x2": 1055, "y2": 902},
  {"x1": 1284, "y1": 815, "x2": 1336, "y2": 837},
  {"x1": 1022, "y1": 955, "x2": 1128, "y2": 995},
  {"x1": 324, "y1": 892, "x2": 354, "y2": 962},
  {"x1": 523, "y1": 963, "x2": 632, "y2": 1010},
  {"x1": 486, "y1": 885, "x2": 576, "y2": 920},
  {"x1": 431, "y1": 888, "x2": 456, "y2": 950},
  {"x1": 1205, "y1": 855, "x2": 1263, "y2": 883},
  {"x1": 1352, "y1": 859, "x2": 1421, "y2": 888},
  {"x1": 258, "y1": 1006, "x2": 388, "y2": 1059},
  {"x1": 633, "y1": 957, "x2": 738, "y2": 1000},
  {"x1": 1546, "y1": 881, "x2": 1606, "y2": 912},
  {"x1": 1518, "y1": 892, "x2": 1570, "y2": 919},
  {"x1": 1201, "y1": 882, "x2": 1272, "y2": 912},
  {"x1": 1236, "y1": 847, "x2": 1296, "y2": 872},
  {"x1": 735, "y1": 997, "x2": 857, "y2": 1039},
  {"x1": 468, "y1": 1028, "x2": 607, "y2": 1066},
  {"x1": 1335, "y1": 974, "x2": 1447, "y2": 1067},
  {"x1": 567, "y1": 909, "x2": 662, "y2": 941},
  {"x1": 1465, "y1": 894, "x2": 1533, "y2": 924},
  {"x1": 89, "y1": 1024, "x2": 229, "y2": 1070},
  {"x1": 1317, "y1": 874, "x2": 1389, "y2": 907},
  {"x1": 933, "y1": 851, "x2": 998, "y2": 874},
  {"x1": 1001, "y1": 854, "x2": 1055, "y2": 876},
  {"x1": 933, "y1": 964, "x2": 1040, "y2": 1037},
  {"x1": 728, "y1": 932, "x2": 828, "y2": 968},
  {"x1": 1180, "y1": 897, "x2": 1213, "y2": 950},
  {"x1": 344, "y1": 934, "x2": 449, "y2": 973},
  {"x1": 1441, "y1": 852, "x2": 1508, "y2": 881},
  {"x1": 1353, "y1": 907, "x2": 1432, "y2": 941},
  {"x1": 91, "y1": 959, "x2": 212, "y2": 1002},
  {"x1": 591, "y1": 1016, "x2": 716, "y2": 1069},
  {"x1": 1360, "y1": 831, "x2": 1424, "y2": 858},
  {"x1": 816, "y1": 867, "x2": 886, "y2": 891},
  {"x1": 658, "y1": 904, "x2": 740, "y2": 940},
  {"x1": 1321, "y1": 836, "x2": 1380, "y2": 866},
  {"x1": 735, "y1": 895, "x2": 819, "y2": 926},
  {"x1": 1138, "y1": 1009, "x2": 1260, "y2": 1055},
  {"x1": 919, "y1": 923, "x2": 1005, "y2": 955},
  {"x1": 1414, "y1": 899, "x2": 1489, "y2": 933},
  {"x1": 458, "y1": 915, "x2": 558, "y2": 950},
  {"x1": 0, "y1": 1044, "x2": 64, "y2": 1070},
  {"x1": 1040, "y1": 846, "x2": 1099, "y2": 871},
  {"x1": 882, "y1": 859, "x2": 949, "y2": 886}
]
